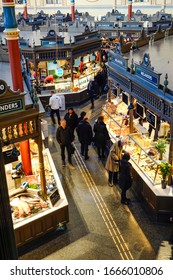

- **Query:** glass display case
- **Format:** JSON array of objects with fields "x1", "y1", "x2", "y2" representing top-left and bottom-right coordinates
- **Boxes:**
[
  {"x1": 73, "y1": 71, "x2": 95, "y2": 90},
  {"x1": 125, "y1": 133, "x2": 163, "y2": 185},
  {"x1": 102, "y1": 101, "x2": 131, "y2": 140}
]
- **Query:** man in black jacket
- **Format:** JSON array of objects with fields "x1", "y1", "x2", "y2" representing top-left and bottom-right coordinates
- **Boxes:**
[
  {"x1": 56, "y1": 119, "x2": 75, "y2": 169},
  {"x1": 77, "y1": 117, "x2": 93, "y2": 160},
  {"x1": 64, "y1": 108, "x2": 78, "y2": 138},
  {"x1": 87, "y1": 77, "x2": 96, "y2": 109}
]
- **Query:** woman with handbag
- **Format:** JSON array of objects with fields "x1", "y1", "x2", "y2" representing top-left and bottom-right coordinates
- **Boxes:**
[{"x1": 105, "y1": 139, "x2": 126, "y2": 187}]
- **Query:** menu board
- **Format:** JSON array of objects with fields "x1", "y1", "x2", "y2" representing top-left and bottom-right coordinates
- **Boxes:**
[
  {"x1": 136, "y1": 102, "x2": 144, "y2": 118},
  {"x1": 122, "y1": 92, "x2": 129, "y2": 105},
  {"x1": 49, "y1": 188, "x2": 60, "y2": 206},
  {"x1": 146, "y1": 110, "x2": 156, "y2": 129}
]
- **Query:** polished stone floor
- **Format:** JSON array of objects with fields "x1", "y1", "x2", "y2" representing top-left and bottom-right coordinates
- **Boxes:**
[
  {"x1": 17, "y1": 97, "x2": 173, "y2": 260},
  {"x1": 1, "y1": 36, "x2": 173, "y2": 260}
]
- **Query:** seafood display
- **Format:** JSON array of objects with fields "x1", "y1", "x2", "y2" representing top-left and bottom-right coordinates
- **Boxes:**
[{"x1": 10, "y1": 190, "x2": 49, "y2": 222}]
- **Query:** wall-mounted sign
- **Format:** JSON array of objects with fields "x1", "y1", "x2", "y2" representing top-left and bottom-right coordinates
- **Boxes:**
[
  {"x1": 0, "y1": 80, "x2": 7, "y2": 95},
  {"x1": 75, "y1": 32, "x2": 98, "y2": 43},
  {"x1": 0, "y1": 99, "x2": 24, "y2": 115},
  {"x1": 56, "y1": 68, "x2": 63, "y2": 77},
  {"x1": 135, "y1": 65, "x2": 159, "y2": 87},
  {"x1": 136, "y1": 102, "x2": 145, "y2": 118},
  {"x1": 48, "y1": 29, "x2": 56, "y2": 37},
  {"x1": 146, "y1": 110, "x2": 157, "y2": 129},
  {"x1": 109, "y1": 52, "x2": 128, "y2": 70},
  {"x1": 95, "y1": 23, "x2": 114, "y2": 28}
]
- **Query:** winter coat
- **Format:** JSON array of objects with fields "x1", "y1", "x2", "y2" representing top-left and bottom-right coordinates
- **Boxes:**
[
  {"x1": 119, "y1": 159, "x2": 133, "y2": 190},
  {"x1": 77, "y1": 120, "x2": 93, "y2": 145},
  {"x1": 93, "y1": 121, "x2": 110, "y2": 148},
  {"x1": 64, "y1": 111, "x2": 78, "y2": 131},
  {"x1": 87, "y1": 81, "x2": 96, "y2": 97},
  {"x1": 56, "y1": 126, "x2": 74, "y2": 146},
  {"x1": 105, "y1": 141, "x2": 123, "y2": 172}
]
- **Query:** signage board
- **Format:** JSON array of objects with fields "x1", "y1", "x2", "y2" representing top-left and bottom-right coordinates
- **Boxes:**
[
  {"x1": 110, "y1": 52, "x2": 128, "y2": 69},
  {"x1": 135, "y1": 65, "x2": 159, "y2": 87},
  {"x1": 3, "y1": 149, "x2": 18, "y2": 164},
  {"x1": 136, "y1": 102, "x2": 145, "y2": 118},
  {"x1": 56, "y1": 68, "x2": 63, "y2": 77},
  {"x1": 49, "y1": 188, "x2": 60, "y2": 206},
  {"x1": 146, "y1": 110, "x2": 157, "y2": 129},
  {"x1": 0, "y1": 80, "x2": 7, "y2": 95},
  {"x1": 122, "y1": 92, "x2": 130, "y2": 105},
  {"x1": 0, "y1": 99, "x2": 24, "y2": 115}
]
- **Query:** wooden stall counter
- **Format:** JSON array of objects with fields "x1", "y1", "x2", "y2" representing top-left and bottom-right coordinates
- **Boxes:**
[{"x1": 11, "y1": 149, "x2": 69, "y2": 247}]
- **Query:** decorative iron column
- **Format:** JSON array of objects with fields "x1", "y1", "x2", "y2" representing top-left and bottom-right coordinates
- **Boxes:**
[
  {"x1": 2, "y1": 0, "x2": 32, "y2": 174},
  {"x1": 23, "y1": 0, "x2": 28, "y2": 19},
  {"x1": 71, "y1": 0, "x2": 75, "y2": 22},
  {"x1": 128, "y1": 0, "x2": 132, "y2": 21}
]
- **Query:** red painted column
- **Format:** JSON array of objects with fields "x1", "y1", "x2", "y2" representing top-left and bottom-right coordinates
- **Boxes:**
[
  {"x1": 71, "y1": 0, "x2": 75, "y2": 22},
  {"x1": 7, "y1": 39, "x2": 23, "y2": 91},
  {"x1": 23, "y1": 0, "x2": 28, "y2": 20},
  {"x1": 128, "y1": 0, "x2": 132, "y2": 21},
  {"x1": 3, "y1": 0, "x2": 32, "y2": 175}
]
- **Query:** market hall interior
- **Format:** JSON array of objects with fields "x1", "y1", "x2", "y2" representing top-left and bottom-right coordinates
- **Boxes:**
[
  {"x1": 1, "y1": 34, "x2": 173, "y2": 261},
  {"x1": 17, "y1": 96, "x2": 173, "y2": 260}
]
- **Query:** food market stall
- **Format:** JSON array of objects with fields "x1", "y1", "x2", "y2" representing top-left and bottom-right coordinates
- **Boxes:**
[
  {"x1": 0, "y1": 80, "x2": 69, "y2": 248},
  {"x1": 20, "y1": 30, "x2": 102, "y2": 106},
  {"x1": 104, "y1": 47, "x2": 173, "y2": 223}
]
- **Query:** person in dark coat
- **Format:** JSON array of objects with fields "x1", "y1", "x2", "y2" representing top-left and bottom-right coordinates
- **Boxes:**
[
  {"x1": 64, "y1": 107, "x2": 78, "y2": 138},
  {"x1": 78, "y1": 111, "x2": 86, "y2": 124},
  {"x1": 93, "y1": 115, "x2": 110, "y2": 159},
  {"x1": 87, "y1": 77, "x2": 96, "y2": 109},
  {"x1": 56, "y1": 119, "x2": 75, "y2": 169},
  {"x1": 94, "y1": 67, "x2": 107, "y2": 97},
  {"x1": 119, "y1": 153, "x2": 133, "y2": 205},
  {"x1": 77, "y1": 117, "x2": 93, "y2": 160}
]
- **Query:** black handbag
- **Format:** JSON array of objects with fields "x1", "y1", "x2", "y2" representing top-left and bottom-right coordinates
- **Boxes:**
[{"x1": 70, "y1": 143, "x2": 75, "y2": 154}]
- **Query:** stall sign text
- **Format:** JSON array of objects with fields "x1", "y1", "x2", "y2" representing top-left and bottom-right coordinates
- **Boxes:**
[
  {"x1": 0, "y1": 99, "x2": 23, "y2": 115},
  {"x1": 135, "y1": 65, "x2": 158, "y2": 87}
]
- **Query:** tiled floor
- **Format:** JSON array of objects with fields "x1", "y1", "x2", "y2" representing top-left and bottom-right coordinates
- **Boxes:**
[
  {"x1": 17, "y1": 97, "x2": 173, "y2": 260},
  {"x1": 1, "y1": 36, "x2": 173, "y2": 260}
]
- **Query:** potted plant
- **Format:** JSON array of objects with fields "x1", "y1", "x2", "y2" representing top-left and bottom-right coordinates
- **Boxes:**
[
  {"x1": 153, "y1": 139, "x2": 167, "y2": 160},
  {"x1": 159, "y1": 162, "x2": 172, "y2": 188}
]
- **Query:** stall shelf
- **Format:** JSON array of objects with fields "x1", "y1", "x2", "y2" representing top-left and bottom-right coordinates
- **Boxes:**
[
  {"x1": 0, "y1": 79, "x2": 69, "y2": 249},
  {"x1": 102, "y1": 105, "x2": 173, "y2": 223},
  {"x1": 12, "y1": 148, "x2": 69, "y2": 248}
]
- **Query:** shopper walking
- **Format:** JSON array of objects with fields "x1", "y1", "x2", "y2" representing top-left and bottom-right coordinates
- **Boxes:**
[
  {"x1": 94, "y1": 67, "x2": 107, "y2": 97},
  {"x1": 105, "y1": 139, "x2": 126, "y2": 187},
  {"x1": 87, "y1": 77, "x2": 96, "y2": 109},
  {"x1": 119, "y1": 153, "x2": 133, "y2": 205},
  {"x1": 77, "y1": 117, "x2": 93, "y2": 160},
  {"x1": 93, "y1": 115, "x2": 110, "y2": 159},
  {"x1": 49, "y1": 90, "x2": 62, "y2": 126},
  {"x1": 56, "y1": 119, "x2": 75, "y2": 169},
  {"x1": 64, "y1": 108, "x2": 78, "y2": 138},
  {"x1": 78, "y1": 111, "x2": 86, "y2": 124}
]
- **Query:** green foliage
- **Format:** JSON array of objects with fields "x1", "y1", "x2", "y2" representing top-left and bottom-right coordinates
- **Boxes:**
[
  {"x1": 153, "y1": 140, "x2": 166, "y2": 155},
  {"x1": 53, "y1": 74, "x2": 58, "y2": 80},
  {"x1": 159, "y1": 162, "x2": 172, "y2": 180}
]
